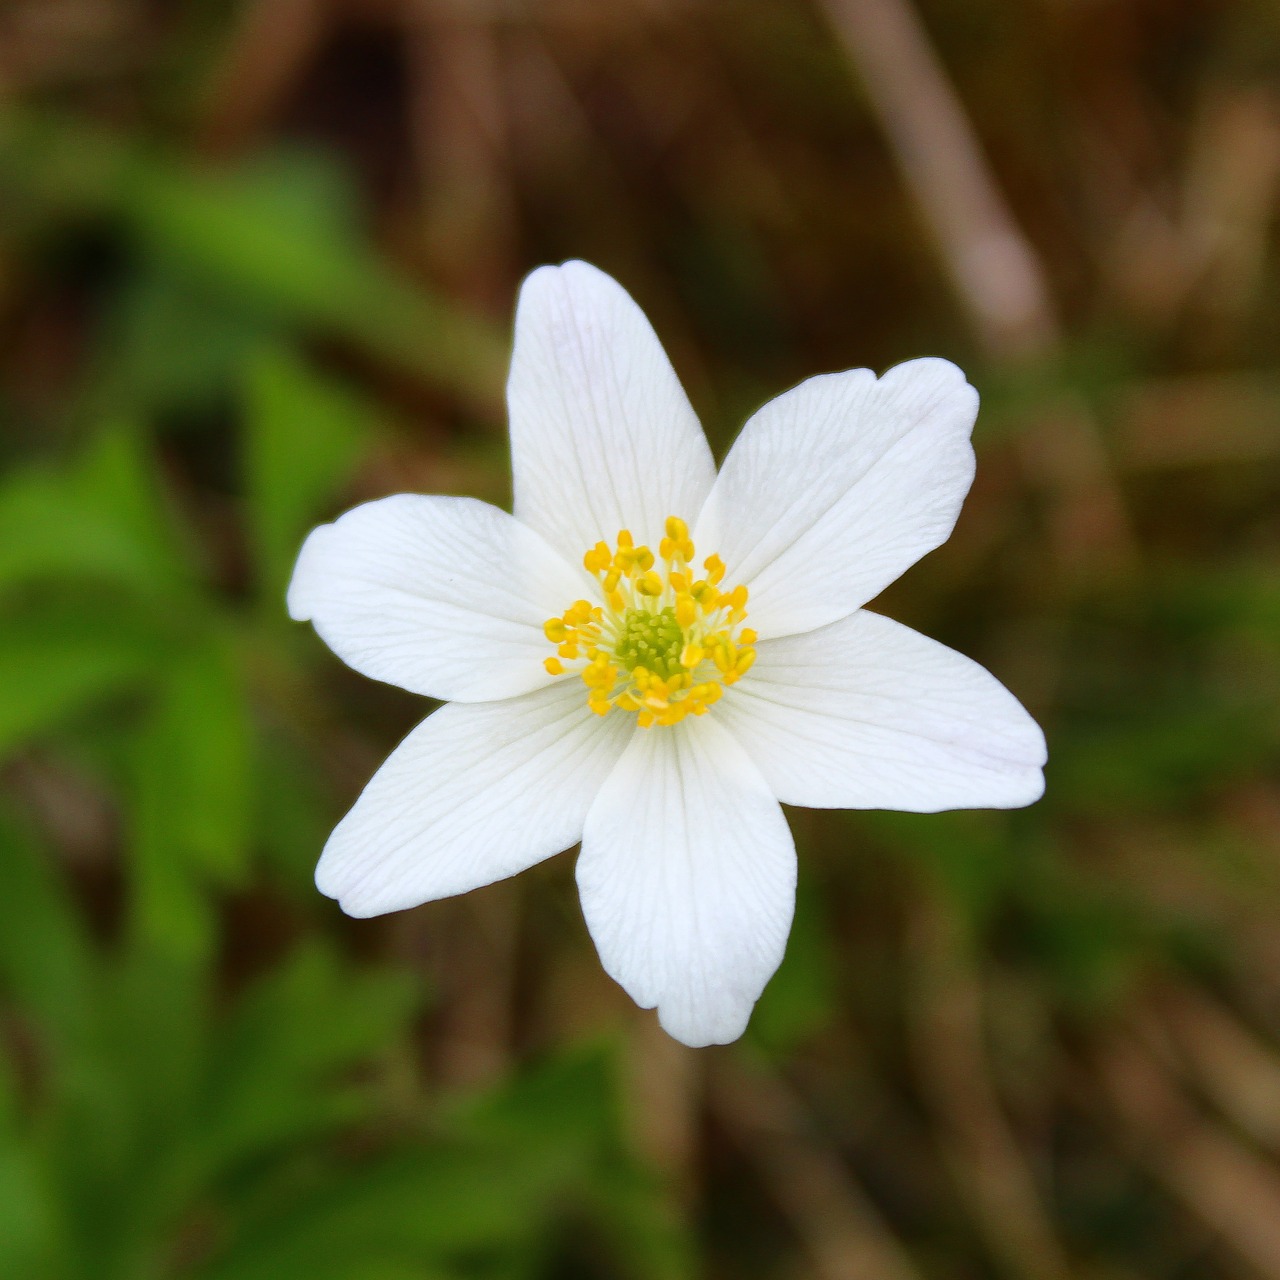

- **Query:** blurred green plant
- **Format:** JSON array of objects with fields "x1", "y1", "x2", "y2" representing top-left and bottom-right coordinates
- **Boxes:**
[
  {"x1": 0, "y1": 109, "x2": 687, "y2": 1279},
  {"x1": 2, "y1": 2, "x2": 1280, "y2": 1274}
]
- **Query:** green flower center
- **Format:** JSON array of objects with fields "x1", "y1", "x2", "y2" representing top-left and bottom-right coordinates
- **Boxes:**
[{"x1": 615, "y1": 607, "x2": 684, "y2": 679}]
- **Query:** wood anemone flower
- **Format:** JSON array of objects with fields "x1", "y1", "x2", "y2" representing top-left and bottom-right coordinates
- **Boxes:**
[{"x1": 288, "y1": 260, "x2": 1046, "y2": 1047}]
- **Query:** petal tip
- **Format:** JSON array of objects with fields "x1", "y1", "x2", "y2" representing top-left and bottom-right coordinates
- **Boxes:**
[
  {"x1": 880, "y1": 355, "x2": 980, "y2": 425},
  {"x1": 657, "y1": 1000, "x2": 753, "y2": 1048},
  {"x1": 285, "y1": 523, "x2": 331, "y2": 622}
]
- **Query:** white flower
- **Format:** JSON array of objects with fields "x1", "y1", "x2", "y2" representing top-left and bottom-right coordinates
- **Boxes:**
[{"x1": 288, "y1": 260, "x2": 1046, "y2": 1047}]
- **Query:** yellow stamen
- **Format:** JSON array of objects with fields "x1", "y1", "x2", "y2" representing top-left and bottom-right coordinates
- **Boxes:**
[
  {"x1": 584, "y1": 543, "x2": 612, "y2": 573},
  {"x1": 542, "y1": 516, "x2": 754, "y2": 728}
]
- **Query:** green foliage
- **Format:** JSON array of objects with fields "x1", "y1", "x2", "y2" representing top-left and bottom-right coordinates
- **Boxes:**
[
  {"x1": 2, "y1": 6, "x2": 1279, "y2": 1277},
  {"x1": 244, "y1": 345, "x2": 372, "y2": 602},
  {"x1": 0, "y1": 91, "x2": 689, "y2": 1280}
]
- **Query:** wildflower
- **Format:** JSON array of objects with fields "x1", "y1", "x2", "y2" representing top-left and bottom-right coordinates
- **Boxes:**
[{"x1": 288, "y1": 261, "x2": 1045, "y2": 1046}]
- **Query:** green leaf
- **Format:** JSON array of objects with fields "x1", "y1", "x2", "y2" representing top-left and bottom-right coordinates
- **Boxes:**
[
  {"x1": 0, "y1": 425, "x2": 194, "y2": 601},
  {"x1": 244, "y1": 346, "x2": 372, "y2": 601},
  {"x1": 200, "y1": 1147, "x2": 546, "y2": 1280},
  {"x1": 0, "y1": 112, "x2": 508, "y2": 404},
  {"x1": 198, "y1": 945, "x2": 419, "y2": 1174},
  {"x1": 0, "y1": 1135, "x2": 64, "y2": 1280},
  {"x1": 127, "y1": 636, "x2": 254, "y2": 959},
  {"x1": 0, "y1": 600, "x2": 164, "y2": 761},
  {"x1": 0, "y1": 814, "x2": 92, "y2": 1041}
]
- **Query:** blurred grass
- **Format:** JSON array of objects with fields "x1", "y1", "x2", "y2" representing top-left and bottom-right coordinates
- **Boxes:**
[{"x1": 1, "y1": 1, "x2": 1280, "y2": 1277}]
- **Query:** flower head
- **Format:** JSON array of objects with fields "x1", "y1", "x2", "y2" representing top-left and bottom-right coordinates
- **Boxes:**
[{"x1": 288, "y1": 260, "x2": 1046, "y2": 1047}]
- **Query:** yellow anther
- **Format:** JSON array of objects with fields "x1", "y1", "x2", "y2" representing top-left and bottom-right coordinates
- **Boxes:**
[
  {"x1": 690, "y1": 701, "x2": 709, "y2": 715},
  {"x1": 734, "y1": 649, "x2": 756, "y2": 676},
  {"x1": 636, "y1": 570, "x2": 664, "y2": 596},
  {"x1": 664, "y1": 516, "x2": 689, "y2": 542},
  {"x1": 659, "y1": 537, "x2": 676, "y2": 560},
  {"x1": 679, "y1": 539, "x2": 695, "y2": 561},
  {"x1": 680, "y1": 643, "x2": 704, "y2": 669},
  {"x1": 635, "y1": 547, "x2": 655, "y2": 572},
  {"x1": 544, "y1": 657, "x2": 565, "y2": 676},
  {"x1": 713, "y1": 642, "x2": 735, "y2": 674},
  {"x1": 603, "y1": 569, "x2": 621, "y2": 592},
  {"x1": 675, "y1": 594, "x2": 697, "y2": 628},
  {"x1": 582, "y1": 664, "x2": 610, "y2": 689},
  {"x1": 584, "y1": 543, "x2": 612, "y2": 573},
  {"x1": 617, "y1": 529, "x2": 634, "y2": 549},
  {"x1": 608, "y1": 589, "x2": 625, "y2": 612},
  {"x1": 704, "y1": 554, "x2": 725, "y2": 584},
  {"x1": 588, "y1": 695, "x2": 611, "y2": 716},
  {"x1": 544, "y1": 618, "x2": 567, "y2": 643},
  {"x1": 637, "y1": 711, "x2": 655, "y2": 728},
  {"x1": 669, "y1": 571, "x2": 690, "y2": 593},
  {"x1": 657, "y1": 703, "x2": 688, "y2": 727},
  {"x1": 739, "y1": 628, "x2": 758, "y2": 645},
  {"x1": 727, "y1": 584, "x2": 748, "y2": 611},
  {"x1": 617, "y1": 692, "x2": 642, "y2": 712},
  {"x1": 568, "y1": 600, "x2": 594, "y2": 624},
  {"x1": 558, "y1": 642, "x2": 579, "y2": 659}
]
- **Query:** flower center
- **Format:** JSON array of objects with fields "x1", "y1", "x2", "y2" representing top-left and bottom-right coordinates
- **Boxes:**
[
  {"x1": 616, "y1": 606, "x2": 685, "y2": 678},
  {"x1": 542, "y1": 516, "x2": 757, "y2": 728}
]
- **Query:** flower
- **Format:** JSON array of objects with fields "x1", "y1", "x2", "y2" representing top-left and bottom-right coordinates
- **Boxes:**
[{"x1": 287, "y1": 260, "x2": 1046, "y2": 1047}]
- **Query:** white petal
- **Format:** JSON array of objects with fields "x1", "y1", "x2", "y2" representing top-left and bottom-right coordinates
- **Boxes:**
[
  {"x1": 288, "y1": 494, "x2": 588, "y2": 702},
  {"x1": 316, "y1": 679, "x2": 634, "y2": 917},
  {"x1": 507, "y1": 261, "x2": 716, "y2": 562},
  {"x1": 694, "y1": 358, "x2": 978, "y2": 638},
  {"x1": 577, "y1": 715, "x2": 796, "y2": 1047},
  {"x1": 716, "y1": 610, "x2": 1046, "y2": 812}
]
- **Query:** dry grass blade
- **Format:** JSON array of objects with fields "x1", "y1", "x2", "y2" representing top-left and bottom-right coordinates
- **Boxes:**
[
  {"x1": 1157, "y1": 988, "x2": 1280, "y2": 1154},
  {"x1": 1116, "y1": 373, "x2": 1280, "y2": 469},
  {"x1": 1094, "y1": 1030, "x2": 1280, "y2": 1278},
  {"x1": 817, "y1": 0, "x2": 1135, "y2": 574},
  {"x1": 816, "y1": 0, "x2": 1058, "y2": 359},
  {"x1": 403, "y1": 2, "x2": 519, "y2": 307},
  {"x1": 199, "y1": 0, "x2": 331, "y2": 152},
  {"x1": 710, "y1": 1055, "x2": 925, "y2": 1280},
  {"x1": 908, "y1": 896, "x2": 1076, "y2": 1280}
]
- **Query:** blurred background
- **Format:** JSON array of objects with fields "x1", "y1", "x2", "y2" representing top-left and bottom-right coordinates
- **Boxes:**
[{"x1": 1, "y1": 0, "x2": 1279, "y2": 1276}]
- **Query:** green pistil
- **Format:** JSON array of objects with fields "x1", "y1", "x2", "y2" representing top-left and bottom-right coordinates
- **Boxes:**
[{"x1": 616, "y1": 606, "x2": 684, "y2": 679}]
